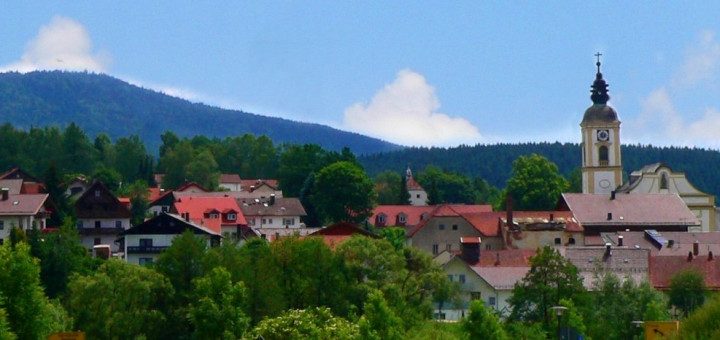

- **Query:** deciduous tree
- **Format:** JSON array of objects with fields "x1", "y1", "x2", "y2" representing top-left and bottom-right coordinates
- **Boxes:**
[
  {"x1": 313, "y1": 161, "x2": 375, "y2": 224},
  {"x1": 497, "y1": 154, "x2": 569, "y2": 210}
]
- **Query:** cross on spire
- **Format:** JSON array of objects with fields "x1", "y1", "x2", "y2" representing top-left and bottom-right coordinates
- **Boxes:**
[{"x1": 595, "y1": 52, "x2": 603, "y2": 73}]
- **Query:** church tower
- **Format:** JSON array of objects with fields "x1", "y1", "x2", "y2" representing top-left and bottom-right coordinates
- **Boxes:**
[{"x1": 581, "y1": 54, "x2": 622, "y2": 194}]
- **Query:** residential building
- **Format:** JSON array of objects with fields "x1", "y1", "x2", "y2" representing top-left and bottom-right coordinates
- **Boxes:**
[
  {"x1": 219, "y1": 174, "x2": 243, "y2": 191},
  {"x1": 74, "y1": 180, "x2": 132, "y2": 253},
  {"x1": 240, "y1": 196, "x2": 309, "y2": 240},
  {"x1": 121, "y1": 212, "x2": 221, "y2": 265},
  {"x1": 563, "y1": 245, "x2": 650, "y2": 290},
  {"x1": 172, "y1": 195, "x2": 247, "y2": 241},
  {"x1": 406, "y1": 204, "x2": 497, "y2": 256},
  {"x1": 558, "y1": 192, "x2": 700, "y2": 238},
  {"x1": 0, "y1": 188, "x2": 51, "y2": 243},
  {"x1": 501, "y1": 210, "x2": 584, "y2": 250}
]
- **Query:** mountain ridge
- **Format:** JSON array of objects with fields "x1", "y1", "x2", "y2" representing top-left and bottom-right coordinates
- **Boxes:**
[{"x1": 0, "y1": 70, "x2": 402, "y2": 155}]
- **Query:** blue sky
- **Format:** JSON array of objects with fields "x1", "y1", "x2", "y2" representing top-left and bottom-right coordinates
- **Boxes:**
[{"x1": 3, "y1": 2, "x2": 720, "y2": 149}]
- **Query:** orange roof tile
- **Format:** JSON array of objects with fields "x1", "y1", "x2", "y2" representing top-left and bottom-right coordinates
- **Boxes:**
[{"x1": 173, "y1": 196, "x2": 246, "y2": 234}]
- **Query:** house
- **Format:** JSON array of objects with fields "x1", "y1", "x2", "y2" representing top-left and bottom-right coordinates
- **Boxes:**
[
  {"x1": 219, "y1": 174, "x2": 243, "y2": 191},
  {"x1": 562, "y1": 245, "x2": 650, "y2": 290},
  {"x1": 406, "y1": 204, "x2": 497, "y2": 256},
  {"x1": 437, "y1": 239, "x2": 534, "y2": 320},
  {"x1": 172, "y1": 195, "x2": 247, "y2": 241},
  {"x1": 121, "y1": 212, "x2": 222, "y2": 265},
  {"x1": 370, "y1": 205, "x2": 437, "y2": 230},
  {"x1": 616, "y1": 163, "x2": 715, "y2": 232},
  {"x1": 0, "y1": 188, "x2": 51, "y2": 243},
  {"x1": 74, "y1": 180, "x2": 132, "y2": 252},
  {"x1": 406, "y1": 167, "x2": 428, "y2": 206},
  {"x1": 175, "y1": 182, "x2": 208, "y2": 193},
  {"x1": 240, "y1": 179, "x2": 279, "y2": 194},
  {"x1": 240, "y1": 196, "x2": 309, "y2": 240},
  {"x1": 308, "y1": 222, "x2": 379, "y2": 248},
  {"x1": 0, "y1": 167, "x2": 44, "y2": 194},
  {"x1": 558, "y1": 192, "x2": 700, "y2": 237},
  {"x1": 650, "y1": 243, "x2": 720, "y2": 291},
  {"x1": 65, "y1": 176, "x2": 89, "y2": 197},
  {"x1": 501, "y1": 210, "x2": 584, "y2": 250}
]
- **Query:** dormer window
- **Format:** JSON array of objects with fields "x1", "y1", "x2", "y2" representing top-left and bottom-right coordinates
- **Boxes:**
[
  {"x1": 208, "y1": 213, "x2": 219, "y2": 219},
  {"x1": 227, "y1": 213, "x2": 237, "y2": 221},
  {"x1": 660, "y1": 173, "x2": 669, "y2": 189},
  {"x1": 94, "y1": 190, "x2": 101, "y2": 197},
  {"x1": 398, "y1": 213, "x2": 407, "y2": 224},
  {"x1": 377, "y1": 214, "x2": 387, "y2": 224}
]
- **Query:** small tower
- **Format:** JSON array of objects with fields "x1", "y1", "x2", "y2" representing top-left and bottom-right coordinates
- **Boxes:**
[{"x1": 581, "y1": 53, "x2": 622, "y2": 194}]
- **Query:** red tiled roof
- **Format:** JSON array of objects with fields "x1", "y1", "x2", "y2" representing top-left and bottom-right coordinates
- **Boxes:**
[
  {"x1": 407, "y1": 177, "x2": 424, "y2": 191},
  {"x1": 20, "y1": 182, "x2": 45, "y2": 194},
  {"x1": 468, "y1": 249, "x2": 537, "y2": 267},
  {"x1": 0, "y1": 194, "x2": 49, "y2": 215},
  {"x1": 560, "y1": 193, "x2": 699, "y2": 226},
  {"x1": 220, "y1": 174, "x2": 242, "y2": 184},
  {"x1": 176, "y1": 182, "x2": 208, "y2": 192},
  {"x1": 471, "y1": 266, "x2": 530, "y2": 290},
  {"x1": 240, "y1": 179, "x2": 279, "y2": 191},
  {"x1": 407, "y1": 204, "x2": 494, "y2": 237},
  {"x1": 0, "y1": 179, "x2": 23, "y2": 194},
  {"x1": 371, "y1": 205, "x2": 436, "y2": 227},
  {"x1": 173, "y1": 196, "x2": 247, "y2": 233},
  {"x1": 147, "y1": 187, "x2": 168, "y2": 202},
  {"x1": 650, "y1": 255, "x2": 720, "y2": 290}
]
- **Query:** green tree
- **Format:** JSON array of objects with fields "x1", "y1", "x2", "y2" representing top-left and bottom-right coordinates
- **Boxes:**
[
  {"x1": 399, "y1": 172, "x2": 411, "y2": 205},
  {"x1": 0, "y1": 307, "x2": 16, "y2": 340},
  {"x1": 188, "y1": 267, "x2": 249, "y2": 340},
  {"x1": 463, "y1": 300, "x2": 508, "y2": 340},
  {"x1": 68, "y1": 260, "x2": 174, "y2": 340},
  {"x1": 498, "y1": 154, "x2": 569, "y2": 210},
  {"x1": 417, "y1": 166, "x2": 476, "y2": 204},
  {"x1": 60, "y1": 122, "x2": 97, "y2": 174},
  {"x1": 159, "y1": 140, "x2": 195, "y2": 190},
  {"x1": 236, "y1": 238, "x2": 285, "y2": 325},
  {"x1": 158, "y1": 130, "x2": 180, "y2": 160},
  {"x1": 314, "y1": 161, "x2": 375, "y2": 224},
  {"x1": 92, "y1": 166, "x2": 122, "y2": 193},
  {"x1": 378, "y1": 227, "x2": 407, "y2": 250},
  {"x1": 113, "y1": 135, "x2": 148, "y2": 183},
  {"x1": 669, "y1": 268, "x2": 706, "y2": 317},
  {"x1": 43, "y1": 160, "x2": 70, "y2": 227},
  {"x1": 299, "y1": 172, "x2": 323, "y2": 227},
  {"x1": 28, "y1": 218, "x2": 95, "y2": 299},
  {"x1": 118, "y1": 180, "x2": 150, "y2": 226},
  {"x1": 248, "y1": 307, "x2": 360, "y2": 340},
  {"x1": 374, "y1": 170, "x2": 403, "y2": 205},
  {"x1": 668, "y1": 294, "x2": 720, "y2": 340},
  {"x1": 278, "y1": 144, "x2": 332, "y2": 198},
  {"x1": 568, "y1": 167, "x2": 582, "y2": 193},
  {"x1": 186, "y1": 148, "x2": 220, "y2": 190},
  {"x1": 0, "y1": 242, "x2": 64, "y2": 339},
  {"x1": 508, "y1": 246, "x2": 586, "y2": 332},
  {"x1": 358, "y1": 290, "x2": 404, "y2": 340}
]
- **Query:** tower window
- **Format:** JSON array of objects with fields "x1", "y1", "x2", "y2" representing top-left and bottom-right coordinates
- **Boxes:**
[
  {"x1": 660, "y1": 173, "x2": 669, "y2": 189},
  {"x1": 599, "y1": 146, "x2": 609, "y2": 166}
]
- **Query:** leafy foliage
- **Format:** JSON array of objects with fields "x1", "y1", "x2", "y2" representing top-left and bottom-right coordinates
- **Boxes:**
[
  {"x1": 248, "y1": 307, "x2": 360, "y2": 340},
  {"x1": 669, "y1": 268, "x2": 706, "y2": 317},
  {"x1": 463, "y1": 300, "x2": 508, "y2": 340},
  {"x1": 498, "y1": 153, "x2": 569, "y2": 210},
  {"x1": 314, "y1": 161, "x2": 376, "y2": 224}
]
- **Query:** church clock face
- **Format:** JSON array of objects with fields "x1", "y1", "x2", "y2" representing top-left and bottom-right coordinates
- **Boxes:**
[{"x1": 597, "y1": 129, "x2": 610, "y2": 142}]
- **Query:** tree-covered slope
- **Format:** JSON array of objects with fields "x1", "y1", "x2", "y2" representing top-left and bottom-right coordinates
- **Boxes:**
[
  {"x1": 0, "y1": 71, "x2": 400, "y2": 154},
  {"x1": 359, "y1": 142, "x2": 720, "y2": 198}
]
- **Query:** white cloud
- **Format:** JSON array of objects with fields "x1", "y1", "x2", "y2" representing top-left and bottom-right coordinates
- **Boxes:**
[
  {"x1": 0, "y1": 16, "x2": 110, "y2": 73},
  {"x1": 343, "y1": 69, "x2": 482, "y2": 147},
  {"x1": 675, "y1": 30, "x2": 720, "y2": 87}
]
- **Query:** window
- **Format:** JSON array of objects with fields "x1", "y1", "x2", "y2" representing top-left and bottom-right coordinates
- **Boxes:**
[
  {"x1": 446, "y1": 244, "x2": 452, "y2": 251},
  {"x1": 262, "y1": 218, "x2": 267, "y2": 224},
  {"x1": 115, "y1": 220, "x2": 122, "y2": 228},
  {"x1": 161, "y1": 206, "x2": 169, "y2": 212},
  {"x1": 94, "y1": 238, "x2": 101, "y2": 245},
  {"x1": 471, "y1": 292, "x2": 482, "y2": 300},
  {"x1": 439, "y1": 224, "x2": 445, "y2": 230},
  {"x1": 139, "y1": 258, "x2": 153, "y2": 265},
  {"x1": 416, "y1": 194, "x2": 421, "y2": 199},
  {"x1": 432, "y1": 244, "x2": 439, "y2": 255},
  {"x1": 488, "y1": 296, "x2": 496, "y2": 306},
  {"x1": 452, "y1": 224, "x2": 458, "y2": 230},
  {"x1": 377, "y1": 214, "x2": 387, "y2": 224},
  {"x1": 0, "y1": 221, "x2": 4, "y2": 230},
  {"x1": 139, "y1": 239, "x2": 153, "y2": 247},
  {"x1": 660, "y1": 173, "x2": 669, "y2": 189},
  {"x1": 459, "y1": 274, "x2": 466, "y2": 284},
  {"x1": 268, "y1": 218, "x2": 273, "y2": 224},
  {"x1": 554, "y1": 237, "x2": 561, "y2": 245},
  {"x1": 208, "y1": 213, "x2": 219, "y2": 219},
  {"x1": 398, "y1": 214, "x2": 407, "y2": 224},
  {"x1": 95, "y1": 221, "x2": 101, "y2": 228},
  {"x1": 227, "y1": 213, "x2": 237, "y2": 221},
  {"x1": 569, "y1": 237, "x2": 576, "y2": 245},
  {"x1": 94, "y1": 190, "x2": 101, "y2": 197},
  {"x1": 248, "y1": 218, "x2": 255, "y2": 226},
  {"x1": 599, "y1": 145, "x2": 609, "y2": 166},
  {"x1": 77, "y1": 221, "x2": 84, "y2": 228},
  {"x1": 447, "y1": 274, "x2": 453, "y2": 282},
  {"x1": 283, "y1": 218, "x2": 295, "y2": 225}
]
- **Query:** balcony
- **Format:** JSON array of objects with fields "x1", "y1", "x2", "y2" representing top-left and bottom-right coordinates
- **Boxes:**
[{"x1": 126, "y1": 246, "x2": 168, "y2": 254}]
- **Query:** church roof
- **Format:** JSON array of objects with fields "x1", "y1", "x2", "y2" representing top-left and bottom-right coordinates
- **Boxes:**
[{"x1": 581, "y1": 56, "x2": 620, "y2": 125}]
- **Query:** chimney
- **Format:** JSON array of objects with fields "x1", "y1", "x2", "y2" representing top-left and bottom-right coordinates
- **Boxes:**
[
  {"x1": 618, "y1": 235, "x2": 624, "y2": 247},
  {"x1": 506, "y1": 194, "x2": 514, "y2": 228},
  {"x1": 668, "y1": 239, "x2": 675, "y2": 248},
  {"x1": 604, "y1": 243, "x2": 612, "y2": 258},
  {"x1": 460, "y1": 237, "x2": 481, "y2": 263},
  {"x1": 694, "y1": 240, "x2": 699, "y2": 256},
  {"x1": 607, "y1": 212, "x2": 613, "y2": 220},
  {"x1": 709, "y1": 251, "x2": 714, "y2": 261},
  {"x1": 610, "y1": 191, "x2": 616, "y2": 200},
  {"x1": 1, "y1": 188, "x2": 8, "y2": 201}
]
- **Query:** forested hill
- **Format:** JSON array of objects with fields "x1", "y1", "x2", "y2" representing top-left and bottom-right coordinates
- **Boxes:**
[
  {"x1": 358, "y1": 142, "x2": 720, "y2": 198},
  {"x1": 0, "y1": 71, "x2": 400, "y2": 154}
]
